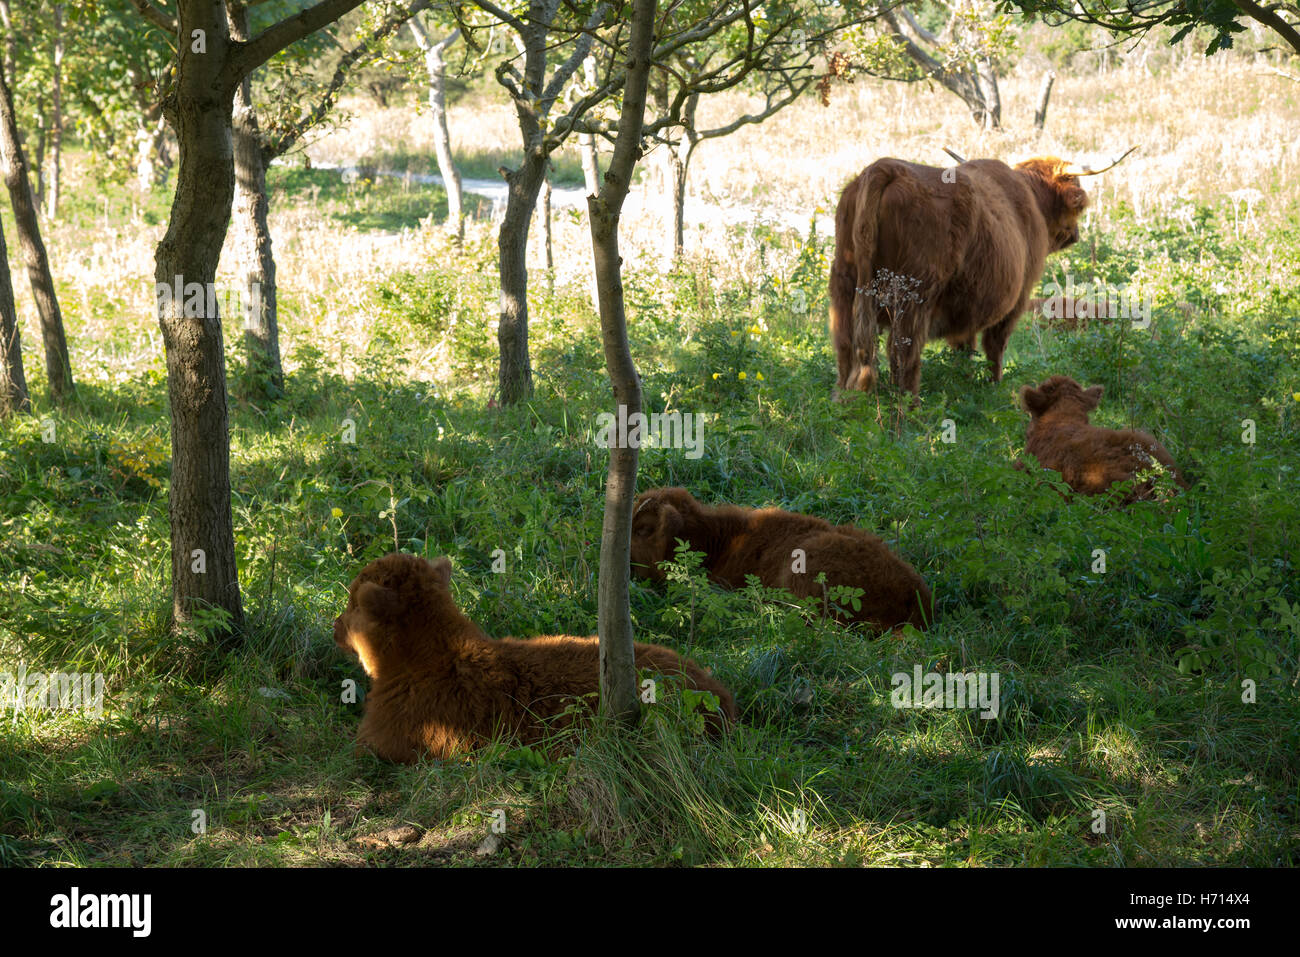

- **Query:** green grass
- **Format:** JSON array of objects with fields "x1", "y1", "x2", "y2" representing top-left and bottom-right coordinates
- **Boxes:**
[{"x1": 1, "y1": 145, "x2": 1298, "y2": 867}]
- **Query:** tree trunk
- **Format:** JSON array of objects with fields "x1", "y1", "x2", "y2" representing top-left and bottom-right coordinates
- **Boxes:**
[
  {"x1": 591, "y1": 0, "x2": 657, "y2": 727},
  {"x1": 579, "y1": 55, "x2": 602, "y2": 308},
  {"x1": 0, "y1": 213, "x2": 28, "y2": 415},
  {"x1": 32, "y1": 95, "x2": 45, "y2": 214},
  {"x1": 1033, "y1": 70, "x2": 1055, "y2": 131},
  {"x1": 46, "y1": 3, "x2": 63, "y2": 218},
  {"x1": 497, "y1": 153, "x2": 547, "y2": 404},
  {"x1": 667, "y1": 92, "x2": 698, "y2": 260},
  {"x1": 540, "y1": 165, "x2": 553, "y2": 282},
  {"x1": 0, "y1": 66, "x2": 72, "y2": 401},
  {"x1": 135, "y1": 112, "x2": 173, "y2": 190},
  {"x1": 975, "y1": 57, "x2": 1001, "y2": 130},
  {"x1": 410, "y1": 21, "x2": 463, "y2": 243},
  {"x1": 229, "y1": 0, "x2": 283, "y2": 398},
  {"x1": 155, "y1": 4, "x2": 244, "y2": 635}
]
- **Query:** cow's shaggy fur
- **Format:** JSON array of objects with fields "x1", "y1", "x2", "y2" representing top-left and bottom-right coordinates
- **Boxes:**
[
  {"x1": 830, "y1": 155, "x2": 1088, "y2": 398},
  {"x1": 1020, "y1": 375, "x2": 1188, "y2": 502},
  {"x1": 630, "y1": 487, "x2": 933, "y2": 633},
  {"x1": 334, "y1": 552, "x2": 736, "y2": 763}
]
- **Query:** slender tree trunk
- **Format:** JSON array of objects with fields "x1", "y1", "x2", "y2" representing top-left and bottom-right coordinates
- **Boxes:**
[
  {"x1": 228, "y1": 1, "x2": 283, "y2": 398},
  {"x1": 540, "y1": 165, "x2": 553, "y2": 282},
  {"x1": 975, "y1": 57, "x2": 1001, "y2": 130},
  {"x1": 155, "y1": 4, "x2": 244, "y2": 635},
  {"x1": 0, "y1": 213, "x2": 28, "y2": 415},
  {"x1": 135, "y1": 111, "x2": 173, "y2": 190},
  {"x1": 410, "y1": 21, "x2": 463, "y2": 242},
  {"x1": 0, "y1": 67, "x2": 72, "y2": 400},
  {"x1": 497, "y1": 152, "x2": 547, "y2": 404},
  {"x1": 667, "y1": 92, "x2": 698, "y2": 260},
  {"x1": 580, "y1": 56, "x2": 602, "y2": 308},
  {"x1": 46, "y1": 3, "x2": 63, "y2": 218},
  {"x1": 592, "y1": 0, "x2": 656, "y2": 727},
  {"x1": 1033, "y1": 70, "x2": 1055, "y2": 131},
  {"x1": 32, "y1": 96, "x2": 45, "y2": 214}
]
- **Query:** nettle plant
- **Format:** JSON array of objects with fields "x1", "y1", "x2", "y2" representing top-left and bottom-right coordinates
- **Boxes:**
[
  {"x1": 1175, "y1": 565, "x2": 1300, "y2": 683},
  {"x1": 651, "y1": 540, "x2": 869, "y2": 648}
]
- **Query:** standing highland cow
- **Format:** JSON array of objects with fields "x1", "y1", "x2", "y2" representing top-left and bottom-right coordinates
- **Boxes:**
[{"x1": 828, "y1": 148, "x2": 1134, "y2": 399}]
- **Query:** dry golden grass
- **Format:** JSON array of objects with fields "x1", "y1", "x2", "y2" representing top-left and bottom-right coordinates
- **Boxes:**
[{"x1": 29, "y1": 46, "x2": 1297, "y2": 387}]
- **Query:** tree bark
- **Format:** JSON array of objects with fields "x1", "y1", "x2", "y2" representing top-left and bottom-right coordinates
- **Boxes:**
[
  {"x1": 46, "y1": 3, "x2": 64, "y2": 218},
  {"x1": 591, "y1": 0, "x2": 657, "y2": 727},
  {"x1": 228, "y1": 0, "x2": 283, "y2": 398},
  {"x1": 540, "y1": 165, "x2": 553, "y2": 280},
  {"x1": 135, "y1": 110, "x2": 173, "y2": 190},
  {"x1": 1033, "y1": 70, "x2": 1055, "y2": 131},
  {"x1": 409, "y1": 20, "x2": 463, "y2": 242},
  {"x1": 0, "y1": 212, "x2": 28, "y2": 415},
  {"x1": 155, "y1": 2, "x2": 245, "y2": 635},
  {"x1": 497, "y1": 153, "x2": 546, "y2": 404},
  {"x1": 975, "y1": 56, "x2": 1001, "y2": 130},
  {"x1": 0, "y1": 66, "x2": 72, "y2": 401},
  {"x1": 578, "y1": 55, "x2": 601, "y2": 196}
]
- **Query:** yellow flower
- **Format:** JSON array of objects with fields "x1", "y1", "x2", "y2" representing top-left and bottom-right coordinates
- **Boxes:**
[
  {"x1": 738, "y1": 372, "x2": 747, "y2": 381},
  {"x1": 748, "y1": 325, "x2": 761, "y2": 336},
  {"x1": 730, "y1": 330, "x2": 740, "y2": 337},
  {"x1": 1293, "y1": 392, "x2": 1300, "y2": 402},
  {"x1": 712, "y1": 373, "x2": 721, "y2": 380},
  {"x1": 756, "y1": 372, "x2": 765, "y2": 381},
  {"x1": 331, "y1": 507, "x2": 343, "y2": 518}
]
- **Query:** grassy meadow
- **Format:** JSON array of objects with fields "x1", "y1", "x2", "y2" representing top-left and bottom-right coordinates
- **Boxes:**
[{"x1": 0, "y1": 43, "x2": 1297, "y2": 866}]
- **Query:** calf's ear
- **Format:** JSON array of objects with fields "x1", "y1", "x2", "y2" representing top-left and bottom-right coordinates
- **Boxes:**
[
  {"x1": 427, "y1": 556, "x2": 452, "y2": 588},
  {"x1": 1083, "y1": 385, "x2": 1104, "y2": 408},
  {"x1": 1020, "y1": 385, "x2": 1049, "y2": 416},
  {"x1": 357, "y1": 581, "x2": 403, "y2": 622},
  {"x1": 659, "y1": 503, "x2": 685, "y2": 547}
]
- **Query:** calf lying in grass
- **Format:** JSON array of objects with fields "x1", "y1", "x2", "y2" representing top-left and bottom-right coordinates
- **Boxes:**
[
  {"x1": 630, "y1": 486, "x2": 933, "y2": 633},
  {"x1": 334, "y1": 552, "x2": 736, "y2": 763},
  {"x1": 1020, "y1": 375, "x2": 1189, "y2": 503}
]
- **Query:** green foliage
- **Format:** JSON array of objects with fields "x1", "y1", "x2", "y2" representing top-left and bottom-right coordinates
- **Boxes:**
[{"x1": 2, "y1": 146, "x2": 1298, "y2": 867}]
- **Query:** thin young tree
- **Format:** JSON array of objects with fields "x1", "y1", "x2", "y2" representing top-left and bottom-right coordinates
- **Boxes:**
[
  {"x1": 407, "y1": 15, "x2": 464, "y2": 242},
  {"x1": 0, "y1": 61, "x2": 73, "y2": 401},
  {"x1": 591, "y1": 0, "x2": 657, "y2": 724},
  {"x1": 0, "y1": 211, "x2": 28, "y2": 416},
  {"x1": 128, "y1": 0, "x2": 375, "y2": 637}
]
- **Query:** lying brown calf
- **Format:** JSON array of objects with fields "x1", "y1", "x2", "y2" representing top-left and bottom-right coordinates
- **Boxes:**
[
  {"x1": 1020, "y1": 375, "x2": 1188, "y2": 502},
  {"x1": 630, "y1": 487, "x2": 933, "y2": 632},
  {"x1": 334, "y1": 552, "x2": 736, "y2": 763}
]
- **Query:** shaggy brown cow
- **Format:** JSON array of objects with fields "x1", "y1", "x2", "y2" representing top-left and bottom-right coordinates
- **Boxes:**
[
  {"x1": 830, "y1": 154, "x2": 1093, "y2": 398},
  {"x1": 1020, "y1": 375, "x2": 1189, "y2": 502},
  {"x1": 334, "y1": 552, "x2": 736, "y2": 763},
  {"x1": 630, "y1": 487, "x2": 933, "y2": 633}
]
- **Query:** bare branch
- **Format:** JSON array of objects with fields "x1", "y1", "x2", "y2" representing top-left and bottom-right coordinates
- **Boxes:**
[
  {"x1": 129, "y1": 0, "x2": 178, "y2": 33},
  {"x1": 229, "y1": 0, "x2": 370, "y2": 80}
]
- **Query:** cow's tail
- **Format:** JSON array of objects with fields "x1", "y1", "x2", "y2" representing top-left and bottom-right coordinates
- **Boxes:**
[{"x1": 846, "y1": 163, "x2": 900, "y2": 393}]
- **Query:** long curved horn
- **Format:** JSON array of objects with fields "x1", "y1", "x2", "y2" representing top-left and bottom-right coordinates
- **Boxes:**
[
  {"x1": 943, "y1": 147, "x2": 966, "y2": 164},
  {"x1": 1065, "y1": 144, "x2": 1139, "y2": 177}
]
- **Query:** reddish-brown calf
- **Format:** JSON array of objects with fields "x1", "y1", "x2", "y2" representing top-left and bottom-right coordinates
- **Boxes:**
[
  {"x1": 1020, "y1": 375, "x2": 1188, "y2": 502},
  {"x1": 334, "y1": 552, "x2": 736, "y2": 763},
  {"x1": 630, "y1": 487, "x2": 934, "y2": 633}
]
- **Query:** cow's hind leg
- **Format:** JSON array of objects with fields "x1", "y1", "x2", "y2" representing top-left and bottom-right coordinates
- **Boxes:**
[
  {"x1": 848, "y1": 282, "x2": 879, "y2": 393},
  {"x1": 980, "y1": 312, "x2": 1020, "y2": 383},
  {"x1": 829, "y1": 262, "x2": 856, "y2": 393},
  {"x1": 887, "y1": 309, "x2": 927, "y2": 401}
]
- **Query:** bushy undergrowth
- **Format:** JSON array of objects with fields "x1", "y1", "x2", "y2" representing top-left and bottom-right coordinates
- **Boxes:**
[{"x1": 1, "y1": 158, "x2": 1297, "y2": 866}]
